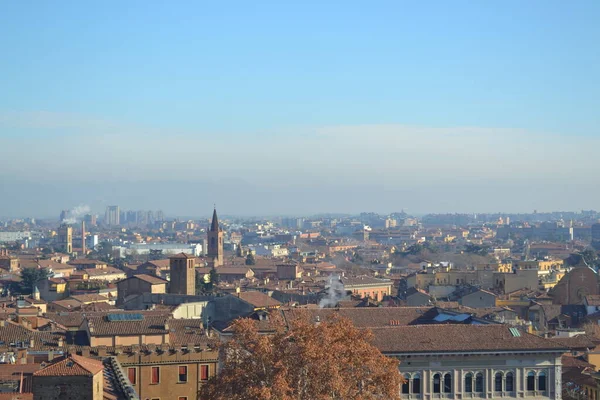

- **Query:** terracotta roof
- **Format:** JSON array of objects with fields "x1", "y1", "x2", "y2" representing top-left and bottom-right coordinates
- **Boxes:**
[
  {"x1": 139, "y1": 259, "x2": 171, "y2": 269},
  {"x1": 86, "y1": 313, "x2": 169, "y2": 336},
  {"x1": 69, "y1": 294, "x2": 109, "y2": 303},
  {"x1": 131, "y1": 274, "x2": 167, "y2": 285},
  {"x1": 43, "y1": 312, "x2": 86, "y2": 328},
  {"x1": 370, "y1": 324, "x2": 568, "y2": 353},
  {"x1": 169, "y1": 252, "x2": 195, "y2": 259},
  {"x1": 0, "y1": 319, "x2": 66, "y2": 348},
  {"x1": 37, "y1": 260, "x2": 71, "y2": 269},
  {"x1": 562, "y1": 355, "x2": 594, "y2": 369},
  {"x1": 550, "y1": 334, "x2": 598, "y2": 350},
  {"x1": 84, "y1": 267, "x2": 125, "y2": 277},
  {"x1": 215, "y1": 267, "x2": 253, "y2": 275},
  {"x1": 281, "y1": 307, "x2": 434, "y2": 328},
  {"x1": 341, "y1": 276, "x2": 393, "y2": 287},
  {"x1": 34, "y1": 354, "x2": 103, "y2": 377},
  {"x1": 51, "y1": 299, "x2": 83, "y2": 310},
  {"x1": 168, "y1": 318, "x2": 214, "y2": 346},
  {"x1": 68, "y1": 259, "x2": 107, "y2": 265},
  {"x1": 236, "y1": 291, "x2": 282, "y2": 308}
]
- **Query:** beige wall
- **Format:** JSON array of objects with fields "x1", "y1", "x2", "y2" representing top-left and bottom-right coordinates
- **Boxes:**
[{"x1": 90, "y1": 336, "x2": 113, "y2": 347}]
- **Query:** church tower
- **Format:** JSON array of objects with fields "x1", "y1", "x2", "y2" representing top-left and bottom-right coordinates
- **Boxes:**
[
  {"x1": 207, "y1": 208, "x2": 224, "y2": 268},
  {"x1": 169, "y1": 253, "x2": 196, "y2": 295}
]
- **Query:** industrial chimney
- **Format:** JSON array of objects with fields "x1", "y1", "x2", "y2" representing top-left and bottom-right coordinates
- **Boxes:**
[{"x1": 81, "y1": 220, "x2": 86, "y2": 257}]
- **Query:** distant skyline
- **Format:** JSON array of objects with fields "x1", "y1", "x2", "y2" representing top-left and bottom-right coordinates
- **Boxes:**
[{"x1": 1, "y1": 1, "x2": 599, "y2": 217}]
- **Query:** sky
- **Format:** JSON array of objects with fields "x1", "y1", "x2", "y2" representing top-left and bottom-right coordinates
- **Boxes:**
[{"x1": 1, "y1": 1, "x2": 599, "y2": 218}]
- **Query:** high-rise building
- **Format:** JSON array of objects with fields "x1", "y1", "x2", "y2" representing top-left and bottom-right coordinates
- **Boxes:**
[
  {"x1": 105, "y1": 206, "x2": 120, "y2": 226},
  {"x1": 84, "y1": 214, "x2": 97, "y2": 226},
  {"x1": 168, "y1": 253, "x2": 196, "y2": 295},
  {"x1": 207, "y1": 208, "x2": 224, "y2": 268},
  {"x1": 126, "y1": 210, "x2": 137, "y2": 225},
  {"x1": 57, "y1": 224, "x2": 73, "y2": 253},
  {"x1": 59, "y1": 210, "x2": 69, "y2": 222}
]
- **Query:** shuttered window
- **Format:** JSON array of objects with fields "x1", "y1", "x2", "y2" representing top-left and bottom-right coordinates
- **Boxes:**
[
  {"x1": 151, "y1": 366, "x2": 160, "y2": 384},
  {"x1": 178, "y1": 366, "x2": 188, "y2": 382},
  {"x1": 200, "y1": 365, "x2": 209, "y2": 381},
  {"x1": 127, "y1": 368, "x2": 136, "y2": 385}
]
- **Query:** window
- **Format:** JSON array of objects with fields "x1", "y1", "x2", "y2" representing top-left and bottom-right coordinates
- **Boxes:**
[
  {"x1": 443, "y1": 373, "x2": 452, "y2": 393},
  {"x1": 178, "y1": 398, "x2": 188, "y2": 400},
  {"x1": 506, "y1": 372, "x2": 514, "y2": 392},
  {"x1": 151, "y1": 366, "x2": 160, "y2": 384},
  {"x1": 127, "y1": 368, "x2": 137, "y2": 385},
  {"x1": 433, "y1": 373, "x2": 441, "y2": 393},
  {"x1": 413, "y1": 373, "x2": 421, "y2": 394},
  {"x1": 495, "y1": 372, "x2": 503, "y2": 392},
  {"x1": 538, "y1": 371, "x2": 547, "y2": 391},
  {"x1": 527, "y1": 371, "x2": 535, "y2": 391},
  {"x1": 402, "y1": 374, "x2": 410, "y2": 394},
  {"x1": 178, "y1": 365, "x2": 188, "y2": 383},
  {"x1": 475, "y1": 373, "x2": 484, "y2": 392},
  {"x1": 200, "y1": 364, "x2": 209, "y2": 381},
  {"x1": 465, "y1": 373, "x2": 473, "y2": 393}
]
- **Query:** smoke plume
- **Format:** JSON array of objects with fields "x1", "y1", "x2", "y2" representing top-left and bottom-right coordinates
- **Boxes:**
[
  {"x1": 318, "y1": 274, "x2": 345, "y2": 308},
  {"x1": 62, "y1": 204, "x2": 91, "y2": 224}
]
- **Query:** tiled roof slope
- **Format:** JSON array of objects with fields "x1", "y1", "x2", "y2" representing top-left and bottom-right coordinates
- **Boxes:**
[
  {"x1": 281, "y1": 307, "x2": 434, "y2": 327},
  {"x1": 237, "y1": 291, "x2": 282, "y2": 308},
  {"x1": 370, "y1": 324, "x2": 568, "y2": 353},
  {"x1": 86, "y1": 314, "x2": 168, "y2": 336},
  {"x1": 33, "y1": 354, "x2": 103, "y2": 377}
]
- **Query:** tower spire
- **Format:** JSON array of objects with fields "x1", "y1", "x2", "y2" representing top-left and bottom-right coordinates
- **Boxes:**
[{"x1": 211, "y1": 207, "x2": 219, "y2": 232}]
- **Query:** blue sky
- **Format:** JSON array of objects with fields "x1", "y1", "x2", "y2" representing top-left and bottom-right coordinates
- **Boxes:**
[{"x1": 1, "y1": 1, "x2": 599, "y2": 217}]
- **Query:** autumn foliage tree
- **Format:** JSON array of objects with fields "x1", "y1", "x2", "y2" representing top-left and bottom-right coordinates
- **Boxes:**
[{"x1": 199, "y1": 313, "x2": 403, "y2": 400}]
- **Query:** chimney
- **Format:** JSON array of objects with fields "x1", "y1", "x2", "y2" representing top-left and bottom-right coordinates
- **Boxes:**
[
  {"x1": 29, "y1": 338, "x2": 34, "y2": 348},
  {"x1": 47, "y1": 350, "x2": 54, "y2": 361},
  {"x1": 81, "y1": 221, "x2": 86, "y2": 256},
  {"x1": 57, "y1": 337, "x2": 64, "y2": 347}
]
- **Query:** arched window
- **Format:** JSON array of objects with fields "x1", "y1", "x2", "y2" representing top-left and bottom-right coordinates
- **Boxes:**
[
  {"x1": 527, "y1": 371, "x2": 535, "y2": 391},
  {"x1": 506, "y1": 372, "x2": 514, "y2": 392},
  {"x1": 465, "y1": 373, "x2": 473, "y2": 393},
  {"x1": 475, "y1": 373, "x2": 484, "y2": 392},
  {"x1": 413, "y1": 373, "x2": 421, "y2": 394},
  {"x1": 402, "y1": 374, "x2": 410, "y2": 394},
  {"x1": 538, "y1": 371, "x2": 547, "y2": 391},
  {"x1": 495, "y1": 372, "x2": 503, "y2": 392},
  {"x1": 433, "y1": 373, "x2": 441, "y2": 393},
  {"x1": 444, "y1": 373, "x2": 452, "y2": 393}
]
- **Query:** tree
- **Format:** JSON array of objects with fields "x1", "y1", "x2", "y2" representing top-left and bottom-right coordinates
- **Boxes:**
[
  {"x1": 20, "y1": 268, "x2": 49, "y2": 294},
  {"x1": 245, "y1": 253, "x2": 256, "y2": 265},
  {"x1": 196, "y1": 267, "x2": 220, "y2": 295},
  {"x1": 199, "y1": 314, "x2": 403, "y2": 400},
  {"x1": 464, "y1": 243, "x2": 490, "y2": 257}
]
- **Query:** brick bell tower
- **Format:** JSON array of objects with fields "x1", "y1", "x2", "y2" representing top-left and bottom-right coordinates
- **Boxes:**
[{"x1": 207, "y1": 208, "x2": 224, "y2": 268}]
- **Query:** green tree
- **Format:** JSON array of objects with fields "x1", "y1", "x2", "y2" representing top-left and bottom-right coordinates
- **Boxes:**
[
  {"x1": 20, "y1": 268, "x2": 49, "y2": 294},
  {"x1": 196, "y1": 267, "x2": 220, "y2": 295},
  {"x1": 581, "y1": 248, "x2": 598, "y2": 267},
  {"x1": 464, "y1": 243, "x2": 490, "y2": 256},
  {"x1": 245, "y1": 253, "x2": 256, "y2": 265}
]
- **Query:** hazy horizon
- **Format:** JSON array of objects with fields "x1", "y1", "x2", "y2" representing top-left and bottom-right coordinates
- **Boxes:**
[{"x1": 2, "y1": 1, "x2": 599, "y2": 217}]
